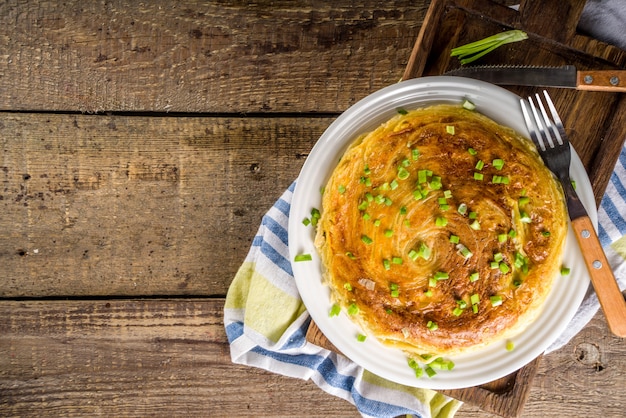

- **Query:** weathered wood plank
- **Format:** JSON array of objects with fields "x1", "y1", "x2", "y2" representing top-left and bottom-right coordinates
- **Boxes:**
[
  {"x1": 0, "y1": 113, "x2": 330, "y2": 297},
  {"x1": 0, "y1": 298, "x2": 624, "y2": 417},
  {"x1": 0, "y1": 0, "x2": 427, "y2": 113}
]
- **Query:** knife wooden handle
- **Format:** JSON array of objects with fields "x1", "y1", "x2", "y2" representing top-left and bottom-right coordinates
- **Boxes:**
[
  {"x1": 576, "y1": 70, "x2": 626, "y2": 92},
  {"x1": 571, "y1": 216, "x2": 626, "y2": 337}
]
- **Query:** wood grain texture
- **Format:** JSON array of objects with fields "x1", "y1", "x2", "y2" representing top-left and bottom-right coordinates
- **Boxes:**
[
  {"x1": 0, "y1": 113, "x2": 329, "y2": 297},
  {"x1": 0, "y1": 0, "x2": 426, "y2": 113},
  {"x1": 1, "y1": 298, "x2": 624, "y2": 417}
]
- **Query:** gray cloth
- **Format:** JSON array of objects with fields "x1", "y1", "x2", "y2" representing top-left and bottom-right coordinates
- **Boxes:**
[{"x1": 579, "y1": 0, "x2": 626, "y2": 51}]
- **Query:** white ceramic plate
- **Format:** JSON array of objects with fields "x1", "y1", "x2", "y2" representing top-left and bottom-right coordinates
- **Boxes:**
[{"x1": 288, "y1": 77, "x2": 596, "y2": 390}]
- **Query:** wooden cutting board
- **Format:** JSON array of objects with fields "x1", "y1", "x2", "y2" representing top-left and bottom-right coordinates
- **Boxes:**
[{"x1": 306, "y1": 0, "x2": 626, "y2": 417}]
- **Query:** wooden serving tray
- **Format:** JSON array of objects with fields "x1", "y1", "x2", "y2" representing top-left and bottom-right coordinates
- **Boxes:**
[{"x1": 306, "y1": 0, "x2": 626, "y2": 417}]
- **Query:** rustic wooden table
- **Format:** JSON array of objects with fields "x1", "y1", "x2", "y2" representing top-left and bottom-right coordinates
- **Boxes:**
[{"x1": 1, "y1": 1, "x2": 624, "y2": 417}]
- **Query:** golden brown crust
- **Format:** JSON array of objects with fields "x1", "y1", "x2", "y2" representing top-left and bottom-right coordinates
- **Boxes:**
[{"x1": 315, "y1": 104, "x2": 567, "y2": 357}]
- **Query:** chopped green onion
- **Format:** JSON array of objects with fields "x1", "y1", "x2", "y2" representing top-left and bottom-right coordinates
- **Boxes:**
[
  {"x1": 449, "y1": 235, "x2": 460, "y2": 244},
  {"x1": 469, "y1": 272, "x2": 480, "y2": 282},
  {"x1": 508, "y1": 229, "x2": 517, "y2": 238},
  {"x1": 390, "y1": 289, "x2": 399, "y2": 298},
  {"x1": 429, "y1": 176, "x2": 442, "y2": 190},
  {"x1": 345, "y1": 252, "x2": 356, "y2": 260},
  {"x1": 329, "y1": 304, "x2": 341, "y2": 317},
  {"x1": 294, "y1": 254, "x2": 312, "y2": 262},
  {"x1": 384, "y1": 229, "x2": 393, "y2": 237},
  {"x1": 472, "y1": 304, "x2": 479, "y2": 314},
  {"x1": 302, "y1": 217, "x2": 311, "y2": 226},
  {"x1": 456, "y1": 300, "x2": 468, "y2": 309},
  {"x1": 490, "y1": 261, "x2": 500, "y2": 269},
  {"x1": 493, "y1": 159, "x2": 504, "y2": 170},
  {"x1": 443, "y1": 190, "x2": 453, "y2": 199},
  {"x1": 361, "y1": 235, "x2": 373, "y2": 245},
  {"x1": 357, "y1": 333, "x2": 367, "y2": 342},
  {"x1": 435, "y1": 217, "x2": 448, "y2": 227},
  {"x1": 498, "y1": 233, "x2": 508, "y2": 243},
  {"x1": 418, "y1": 170, "x2": 428, "y2": 184},
  {"x1": 389, "y1": 283, "x2": 399, "y2": 291},
  {"x1": 390, "y1": 179, "x2": 399, "y2": 190},
  {"x1": 459, "y1": 245, "x2": 473, "y2": 259},
  {"x1": 365, "y1": 192, "x2": 374, "y2": 202},
  {"x1": 474, "y1": 172, "x2": 484, "y2": 181},
  {"x1": 383, "y1": 259, "x2": 391, "y2": 270},
  {"x1": 364, "y1": 165, "x2": 371, "y2": 175},
  {"x1": 379, "y1": 182, "x2": 390, "y2": 191},
  {"x1": 470, "y1": 294, "x2": 480, "y2": 305},
  {"x1": 506, "y1": 340, "x2": 515, "y2": 351},
  {"x1": 494, "y1": 252, "x2": 504, "y2": 262},
  {"x1": 427, "y1": 321, "x2": 438, "y2": 331},
  {"x1": 412, "y1": 148, "x2": 420, "y2": 160},
  {"x1": 344, "y1": 283, "x2": 353, "y2": 291},
  {"x1": 338, "y1": 185, "x2": 346, "y2": 194},
  {"x1": 434, "y1": 271, "x2": 449, "y2": 280},
  {"x1": 400, "y1": 206, "x2": 407, "y2": 215},
  {"x1": 469, "y1": 211, "x2": 478, "y2": 219},
  {"x1": 347, "y1": 303, "x2": 359, "y2": 315},
  {"x1": 469, "y1": 220, "x2": 481, "y2": 230},
  {"x1": 462, "y1": 99, "x2": 476, "y2": 111},
  {"x1": 425, "y1": 366, "x2": 437, "y2": 378},
  {"x1": 392, "y1": 256, "x2": 403, "y2": 265},
  {"x1": 490, "y1": 295, "x2": 503, "y2": 307},
  {"x1": 520, "y1": 211, "x2": 532, "y2": 223},
  {"x1": 499, "y1": 262, "x2": 511, "y2": 274},
  {"x1": 542, "y1": 231, "x2": 551, "y2": 237},
  {"x1": 374, "y1": 195, "x2": 385, "y2": 205},
  {"x1": 424, "y1": 290, "x2": 433, "y2": 297},
  {"x1": 373, "y1": 219, "x2": 381, "y2": 227},
  {"x1": 418, "y1": 242, "x2": 431, "y2": 259},
  {"x1": 358, "y1": 201, "x2": 369, "y2": 211},
  {"x1": 468, "y1": 147, "x2": 478, "y2": 156},
  {"x1": 398, "y1": 166, "x2": 410, "y2": 180},
  {"x1": 492, "y1": 175, "x2": 502, "y2": 184},
  {"x1": 428, "y1": 277, "x2": 438, "y2": 287},
  {"x1": 362, "y1": 213, "x2": 371, "y2": 221},
  {"x1": 446, "y1": 125, "x2": 455, "y2": 135},
  {"x1": 450, "y1": 30, "x2": 529, "y2": 65},
  {"x1": 571, "y1": 179, "x2": 577, "y2": 190},
  {"x1": 452, "y1": 307, "x2": 464, "y2": 316},
  {"x1": 413, "y1": 189, "x2": 424, "y2": 200},
  {"x1": 397, "y1": 107, "x2": 408, "y2": 115},
  {"x1": 384, "y1": 197, "x2": 393, "y2": 206},
  {"x1": 475, "y1": 160, "x2": 485, "y2": 170},
  {"x1": 458, "y1": 203, "x2": 468, "y2": 215},
  {"x1": 408, "y1": 249, "x2": 419, "y2": 261},
  {"x1": 560, "y1": 266, "x2": 571, "y2": 276}
]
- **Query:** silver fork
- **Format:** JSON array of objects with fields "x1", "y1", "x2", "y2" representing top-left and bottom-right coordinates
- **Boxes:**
[{"x1": 521, "y1": 91, "x2": 626, "y2": 338}]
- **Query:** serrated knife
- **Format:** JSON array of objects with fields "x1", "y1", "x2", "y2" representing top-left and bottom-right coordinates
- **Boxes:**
[{"x1": 446, "y1": 65, "x2": 626, "y2": 92}]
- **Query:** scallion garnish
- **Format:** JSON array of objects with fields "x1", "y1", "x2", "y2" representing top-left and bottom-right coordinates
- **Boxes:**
[
  {"x1": 490, "y1": 295, "x2": 503, "y2": 307},
  {"x1": 424, "y1": 366, "x2": 437, "y2": 378},
  {"x1": 560, "y1": 266, "x2": 571, "y2": 276},
  {"x1": 346, "y1": 252, "x2": 356, "y2": 260},
  {"x1": 468, "y1": 147, "x2": 477, "y2": 156},
  {"x1": 506, "y1": 340, "x2": 515, "y2": 352},
  {"x1": 449, "y1": 235, "x2": 460, "y2": 244},
  {"x1": 469, "y1": 219, "x2": 481, "y2": 230},
  {"x1": 435, "y1": 217, "x2": 448, "y2": 227},
  {"x1": 434, "y1": 271, "x2": 449, "y2": 280},
  {"x1": 498, "y1": 233, "x2": 508, "y2": 243},
  {"x1": 446, "y1": 125, "x2": 455, "y2": 135},
  {"x1": 400, "y1": 206, "x2": 407, "y2": 215},
  {"x1": 384, "y1": 229, "x2": 393, "y2": 237},
  {"x1": 361, "y1": 235, "x2": 373, "y2": 245},
  {"x1": 383, "y1": 259, "x2": 391, "y2": 270},
  {"x1": 338, "y1": 185, "x2": 346, "y2": 194},
  {"x1": 412, "y1": 148, "x2": 420, "y2": 161},
  {"x1": 329, "y1": 304, "x2": 341, "y2": 317},
  {"x1": 347, "y1": 303, "x2": 359, "y2": 315},
  {"x1": 427, "y1": 321, "x2": 438, "y2": 331},
  {"x1": 458, "y1": 203, "x2": 468, "y2": 215},
  {"x1": 344, "y1": 283, "x2": 353, "y2": 291},
  {"x1": 294, "y1": 254, "x2": 312, "y2": 262},
  {"x1": 392, "y1": 256, "x2": 403, "y2": 265},
  {"x1": 302, "y1": 217, "x2": 311, "y2": 226},
  {"x1": 520, "y1": 211, "x2": 532, "y2": 223},
  {"x1": 499, "y1": 262, "x2": 511, "y2": 274},
  {"x1": 470, "y1": 294, "x2": 480, "y2": 305},
  {"x1": 450, "y1": 30, "x2": 529, "y2": 65},
  {"x1": 357, "y1": 334, "x2": 367, "y2": 342},
  {"x1": 474, "y1": 172, "x2": 484, "y2": 181},
  {"x1": 462, "y1": 99, "x2": 476, "y2": 111},
  {"x1": 390, "y1": 179, "x2": 399, "y2": 190},
  {"x1": 398, "y1": 166, "x2": 410, "y2": 180},
  {"x1": 475, "y1": 160, "x2": 485, "y2": 170},
  {"x1": 397, "y1": 107, "x2": 408, "y2": 115},
  {"x1": 469, "y1": 272, "x2": 480, "y2": 282},
  {"x1": 452, "y1": 307, "x2": 464, "y2": 316}
]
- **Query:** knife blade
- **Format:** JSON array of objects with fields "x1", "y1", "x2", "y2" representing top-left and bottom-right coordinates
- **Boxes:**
[{"x1": 446, "y1": 65, "x2": 626, "y2": 92}]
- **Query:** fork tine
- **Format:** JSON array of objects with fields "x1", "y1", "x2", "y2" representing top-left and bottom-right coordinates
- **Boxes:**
[
  {"x1": 527, "y1": 96, "x2": 549, "y2": 151},
  {"x1": 520, "y1": 99, "x2": 542, "y2": 150},
  {"x1": 542, "y1": 90, "x2": 565, "y2": 146},
  {"x1": 534, "y1": 93, "x2": 557, "y2": 148}
]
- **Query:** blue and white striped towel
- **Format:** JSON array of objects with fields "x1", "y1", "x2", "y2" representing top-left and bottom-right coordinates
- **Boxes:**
[{"x1": 224, "y1": 145, "x2": 626, "y2": 417}]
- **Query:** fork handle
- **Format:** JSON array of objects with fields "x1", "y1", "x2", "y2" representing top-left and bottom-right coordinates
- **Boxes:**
[{"x1": 571, "y1": 216, "x2": 626, "y2": 337}]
